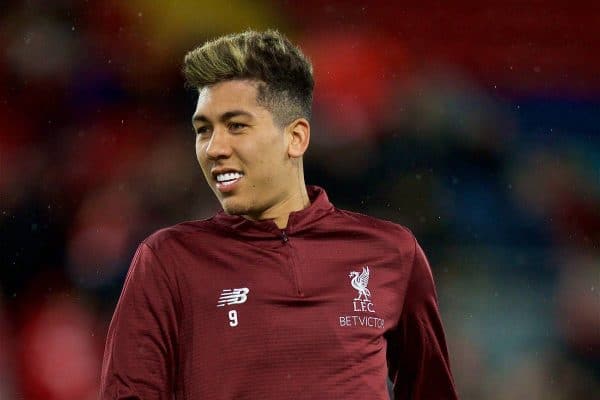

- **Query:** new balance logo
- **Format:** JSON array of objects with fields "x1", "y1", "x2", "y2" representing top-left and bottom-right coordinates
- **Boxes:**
[{"x1": 217, "y1": 288, "x2": 250, "y2": 307}]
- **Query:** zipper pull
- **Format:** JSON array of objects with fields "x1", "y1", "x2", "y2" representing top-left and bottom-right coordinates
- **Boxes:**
[{"x1": 280, "y1": 230, "x2": 288, "y2": 243}]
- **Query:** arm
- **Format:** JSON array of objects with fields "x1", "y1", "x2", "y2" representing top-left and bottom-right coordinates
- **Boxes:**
[
  {"x1": 386, "y1": 238, "x2": 458, "y2": 399},
  {"x1": 100, "y1": 242, "x2": 179, "y2": 400}
]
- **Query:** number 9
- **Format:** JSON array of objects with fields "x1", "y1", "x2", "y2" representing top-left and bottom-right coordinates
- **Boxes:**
[{"x1": 228, "y1": 310, "x2": 238, "y2": 327}]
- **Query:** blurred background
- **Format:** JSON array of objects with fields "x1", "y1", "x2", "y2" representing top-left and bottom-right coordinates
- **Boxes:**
[{"x1": 1, "y1": 0, "x2": 599, "y2": 398}]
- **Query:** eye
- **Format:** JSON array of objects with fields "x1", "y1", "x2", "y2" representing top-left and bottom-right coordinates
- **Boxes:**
[
  {"x1": 228, "y1": 122, "x2": 247, "y2": 132},
  {"x1": 195, "y1": 126, "x2": 211, "y2": 136}
]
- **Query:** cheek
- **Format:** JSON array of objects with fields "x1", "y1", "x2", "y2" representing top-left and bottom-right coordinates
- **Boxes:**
[
  {"x1": 260, "y1": 133, "x2": 287, "y2": 163},
  {"x1": 250, "y1": 144, "x2": 280, "y2": 171},
  {"x1": 195, "y1": 142, "x2": 210, "y2": 173},
  {"x1": 195, "y1": 140, "x2": 205, "y2": 161}
]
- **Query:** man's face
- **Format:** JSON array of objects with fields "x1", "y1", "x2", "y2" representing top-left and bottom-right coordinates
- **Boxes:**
[{"x1": 192, "y1": 80, "x2": 294, "y2": 218}]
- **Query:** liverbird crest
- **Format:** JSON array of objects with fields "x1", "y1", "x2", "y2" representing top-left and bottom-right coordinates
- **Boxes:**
[{"x1": 349, "y1": 266, "x2": 371, "y2": 302}]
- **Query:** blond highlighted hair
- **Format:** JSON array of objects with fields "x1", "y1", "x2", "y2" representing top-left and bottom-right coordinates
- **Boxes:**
[{"x1": 183, "y1": 30, "x2": 314, "y2": 127}]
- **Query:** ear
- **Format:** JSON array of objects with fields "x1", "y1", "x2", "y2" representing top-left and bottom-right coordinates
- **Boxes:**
[{"x1": 286, "y1": 118, "x2": 310, "y2": 158}]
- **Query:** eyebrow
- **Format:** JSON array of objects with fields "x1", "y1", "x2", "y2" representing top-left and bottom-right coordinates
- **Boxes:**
[{"x1": 192, "y1": 110, "x2": 255, "y2": 124}]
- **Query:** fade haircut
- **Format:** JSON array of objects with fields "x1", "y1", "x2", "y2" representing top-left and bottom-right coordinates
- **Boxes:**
[{"x1": 182, "y1": 30, "x2": 314, "y2": 127}]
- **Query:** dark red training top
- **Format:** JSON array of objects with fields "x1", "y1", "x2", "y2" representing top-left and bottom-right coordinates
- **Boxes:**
[{"x1": 100, "y1": 186, "x2": 457, "y2": 399}]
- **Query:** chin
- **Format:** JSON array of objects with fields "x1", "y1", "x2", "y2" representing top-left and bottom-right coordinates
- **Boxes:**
[{"x1": 220, "y1": 197, "x2": 251, "y2": 216}]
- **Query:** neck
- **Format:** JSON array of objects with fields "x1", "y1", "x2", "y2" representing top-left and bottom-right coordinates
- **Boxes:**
[{"x1": 245, "y1": 184, "x2": 310, "y2": 229}]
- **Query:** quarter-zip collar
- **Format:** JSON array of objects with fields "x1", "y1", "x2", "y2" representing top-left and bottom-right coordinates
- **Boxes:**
[{"x1": 211, "y1": 185, "x2": 334, "y2": 239}]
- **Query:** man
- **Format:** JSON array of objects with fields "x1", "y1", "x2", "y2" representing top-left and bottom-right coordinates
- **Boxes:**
[{"x1": 100, "y1": 30, "x2": 457, "y2": 399}]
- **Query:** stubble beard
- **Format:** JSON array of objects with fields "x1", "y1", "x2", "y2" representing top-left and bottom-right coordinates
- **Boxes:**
[
  {"x1": 220, "y1": 192, "x2": 277, "y2": 221},
  {"x1": 219, "y1": 193, "x2": 257, "y2": 217}
]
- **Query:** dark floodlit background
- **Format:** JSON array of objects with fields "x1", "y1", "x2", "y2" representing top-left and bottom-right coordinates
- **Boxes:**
[{"x1": 1, "y1": 1, "x2": 599, "y2": 398}]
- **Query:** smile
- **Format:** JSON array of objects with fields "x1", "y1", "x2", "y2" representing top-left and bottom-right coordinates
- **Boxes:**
[{"x1": 215, "y1": 172, "x2": 244, "y2": 192}]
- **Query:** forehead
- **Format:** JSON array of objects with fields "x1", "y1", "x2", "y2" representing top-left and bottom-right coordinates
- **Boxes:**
[{"x1": 194, "y1": 80, "x2": 261, "y2": 117}]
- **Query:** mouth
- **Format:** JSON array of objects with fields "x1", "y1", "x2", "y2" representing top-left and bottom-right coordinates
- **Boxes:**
[{"x1": 213, "y1": 171, "x2": 244, "y2": 193}]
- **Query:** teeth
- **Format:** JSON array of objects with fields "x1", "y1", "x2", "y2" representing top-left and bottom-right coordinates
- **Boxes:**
[{"x1": 216, "y1": 172, "x2": 243, "y2": 183}]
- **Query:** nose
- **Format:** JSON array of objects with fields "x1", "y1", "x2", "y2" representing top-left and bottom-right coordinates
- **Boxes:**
[{"x1": 205, "y1": 127, "x2": 232, "y2": 160}]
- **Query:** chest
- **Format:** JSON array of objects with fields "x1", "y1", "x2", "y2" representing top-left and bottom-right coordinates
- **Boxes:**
[
  {"x1": 167, "y1": 235, "x2": 410, "y2": 397},
  {"x1": 174, "y1": 235, "x2": 408, "y2": 341}
]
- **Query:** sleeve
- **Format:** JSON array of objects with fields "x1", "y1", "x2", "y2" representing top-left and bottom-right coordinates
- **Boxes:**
[
  {"x1": 386, "y1": 238, "x2": 458, "y2": 399},
  {"x1": 100, "y1": 242, "x2": 179, "y2": 400}
]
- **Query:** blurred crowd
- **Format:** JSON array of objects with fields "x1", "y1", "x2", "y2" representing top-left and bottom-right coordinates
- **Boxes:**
[{"x1": 1, "y1": 1, "x2": 599, "y2": 399}]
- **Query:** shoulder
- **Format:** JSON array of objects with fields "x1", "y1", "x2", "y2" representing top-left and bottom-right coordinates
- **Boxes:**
[
  {"x1": 333, "y1": 208, "x2": 415, "y2": 239},
  {"x1": 329, "y1": 208, "x2": 422, "y2": 277},
  {"x1": 332, "y1": 208, "x2": 417, "y2": 260},
  {"x1": 141, "y1": 217, "x2": 221, "y2": 253}
]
